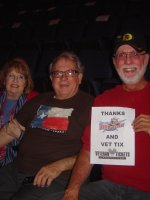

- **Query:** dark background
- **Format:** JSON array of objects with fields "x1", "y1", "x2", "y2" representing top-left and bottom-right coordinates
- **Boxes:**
[{"x1": 0, "y1": 0, "x2": 150, "y2": 95}]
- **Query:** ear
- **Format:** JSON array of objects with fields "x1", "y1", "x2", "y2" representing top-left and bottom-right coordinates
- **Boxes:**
[
  {"x1": 50, "y1": 75, "x2": 52, "y2": 81},
  {"x1": 145, "y1": 53, "x2": 150, "y2": 63},
  {"x1": 78, "y1": 73, "x2": 83, "y2": 84},
  {"x1": 112, "y1": 57, "x2": 117, "y2": 68},
  {"x1": 3, "y1": 79, "x2": 6, "y2": 86}
]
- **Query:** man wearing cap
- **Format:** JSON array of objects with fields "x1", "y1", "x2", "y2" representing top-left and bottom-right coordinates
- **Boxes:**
[{"x1": 53, "y1": 31, "x2": 150, "y2": 200}]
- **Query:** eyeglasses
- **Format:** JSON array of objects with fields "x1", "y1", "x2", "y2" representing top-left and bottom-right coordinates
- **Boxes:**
[
  {"x1": 51, "y1": 69, "x2": 79, "y2": 78},
  {"x1": 6, "y1": 73, "x2": 25, "y2": 82},
  {"x1": 115, "y1": 51, "x2": 145, "y2": 61}
]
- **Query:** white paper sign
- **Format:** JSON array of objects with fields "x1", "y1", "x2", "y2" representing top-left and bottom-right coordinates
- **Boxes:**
[{"x1": 90, "y1": 107, "x2": 135, "y2": 165}]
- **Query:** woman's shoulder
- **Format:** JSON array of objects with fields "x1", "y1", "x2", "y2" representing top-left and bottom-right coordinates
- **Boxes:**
[
  {"x1": 26, "y1": 90, "x2": 39, "y2": 101},
  {"x1": 27, "y1": 91, "x2": 54, "y2": 102}
]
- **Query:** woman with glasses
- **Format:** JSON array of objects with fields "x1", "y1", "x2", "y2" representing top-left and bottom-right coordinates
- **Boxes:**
[{"x1": 0, "y1": 57, "x2": 39, "y2": 167}]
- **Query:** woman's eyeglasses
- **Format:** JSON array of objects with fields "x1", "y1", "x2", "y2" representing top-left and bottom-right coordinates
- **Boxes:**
[{"x1": 6, "y1": 73, "x2": 25, "y2": 82}]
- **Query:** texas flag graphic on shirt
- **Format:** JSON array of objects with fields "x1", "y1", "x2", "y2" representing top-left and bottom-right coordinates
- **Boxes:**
[{"x1": 31, "y1": 105, "x2": 74, "y2": 133}]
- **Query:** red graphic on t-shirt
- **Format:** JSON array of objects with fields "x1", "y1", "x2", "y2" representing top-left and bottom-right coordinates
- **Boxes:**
[{"x1": 42, "y1": 117, "x2": 68, "y2": 131}]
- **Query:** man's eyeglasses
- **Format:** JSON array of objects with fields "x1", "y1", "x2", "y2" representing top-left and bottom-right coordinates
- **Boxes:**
[
  {"x1": 51, "y1": 69, "x2": 79, "y2": 78},
  {"x1": 6, "y1": 73, "x2": 25, "y2": 82},
  {"x1": 115, "y1": 51, "x2": 146, "y2": 61}
]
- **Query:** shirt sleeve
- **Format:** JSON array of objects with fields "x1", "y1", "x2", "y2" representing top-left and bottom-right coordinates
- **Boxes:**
[
  {"x1": 81, "y1": 123, "x2": 91, "y2": 152},
  {"x1": 81, "y1": 95, "x2": 102, "y2": 152},
  {"x1": 26, "y1": 90, "x2": 39, "y2": 101}
]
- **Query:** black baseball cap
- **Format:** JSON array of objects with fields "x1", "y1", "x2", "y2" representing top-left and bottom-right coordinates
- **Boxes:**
[{"x1": 113, "y1": 31, "x2": 147, "y2": 54}]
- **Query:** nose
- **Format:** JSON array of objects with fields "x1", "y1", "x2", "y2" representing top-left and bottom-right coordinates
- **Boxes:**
[
  {"x1": 124, "y1": 54, "x2": 132, "y2": 64},
  {"x1": 61, "y1": 74, "x2": 68, "y2": 80},
  {"x1": 13, "y1": 76, "x2": 19, "y2": 82},
  {"x1": 60, "y1": 72, "x2": 68, "y2": 79}
]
